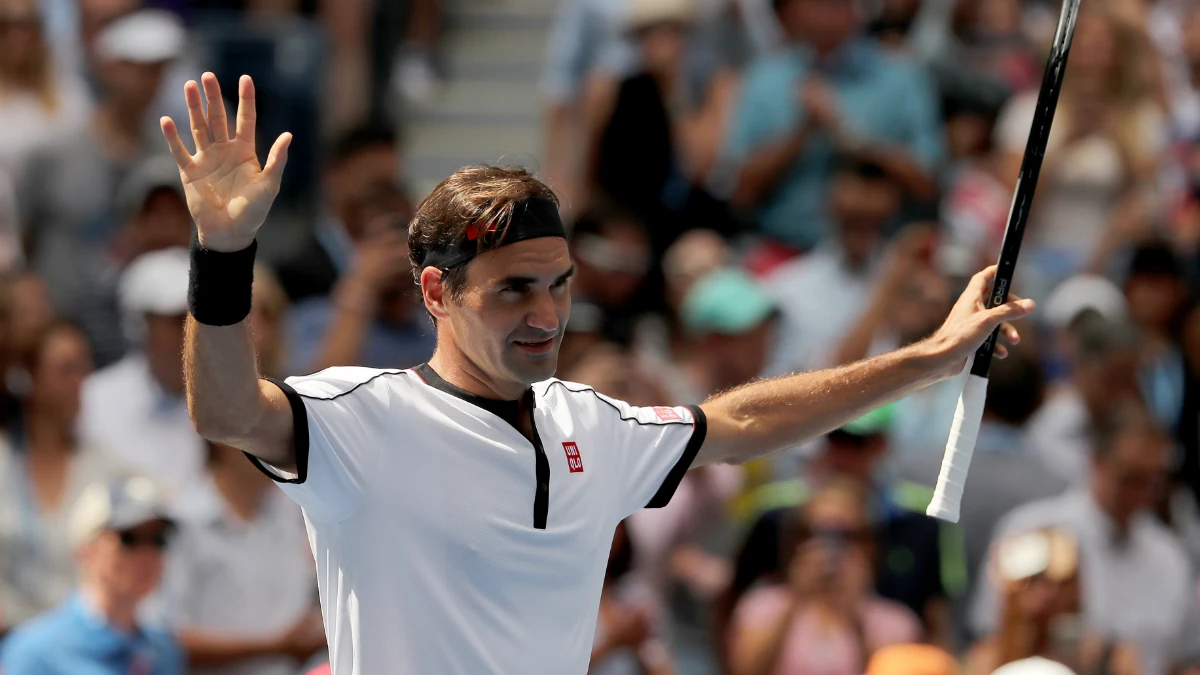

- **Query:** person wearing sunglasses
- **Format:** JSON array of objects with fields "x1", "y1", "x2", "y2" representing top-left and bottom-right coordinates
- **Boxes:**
[
  {"x1": 0, "y1": 476, "x2": 184, "y2": 675},
  {"x1": 729, "y1": 481, "x2": 922, "y2": 675}
]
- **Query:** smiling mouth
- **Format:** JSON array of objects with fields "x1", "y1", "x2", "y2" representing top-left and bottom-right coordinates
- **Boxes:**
[{"x1": 514, "y1": 337, "x2": 555, "y2": 355}]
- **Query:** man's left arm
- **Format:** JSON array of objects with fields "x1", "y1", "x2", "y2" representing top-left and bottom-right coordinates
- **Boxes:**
[{"x1": 694, "y1": 265, "x2": 1031, "y2": 467}]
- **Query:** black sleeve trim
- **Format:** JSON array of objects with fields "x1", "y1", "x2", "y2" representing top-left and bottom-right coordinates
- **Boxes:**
[
  {"x1": 244, "y1": 378, "x2": 311, "y2": 485},
  {"x1": 645, "y1": 405, "x2": 707, "y2": 509}
]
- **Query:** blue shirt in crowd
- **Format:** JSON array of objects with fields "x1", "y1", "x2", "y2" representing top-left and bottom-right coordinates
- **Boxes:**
[
  {"x1": 723, "y1": 38, "x2": 944, "y2": 249},
  {"x1": 0, "y1": 594, "x2": 184, "y2": 675},
  {"x1": 285, "y1": 298, "x2": 437, "y2": 375}
]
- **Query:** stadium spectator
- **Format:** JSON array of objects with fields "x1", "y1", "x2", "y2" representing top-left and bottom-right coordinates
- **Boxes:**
[
  {"x1": 0, "y1": 0, "x2": 91, "y2": 185},
  {"x1": 276, "y1": 123, "x2": 432, "y2": 373},
  {"x1": 763, "y1": 158, "x2": 910, "y2": 374},
  {"x1": 990, "y1": 5, "x2": 1166, "y2": 301},
  {"x1": 581, "y1": 0, "x2": 739, "y2": 254},
  {"x1": 591, "y1": 520, "x2": 673, "y2": 675},
  {"x1": 18, "y1": 8, "x2": 184, "y2": 368},
  {"x1": 901, "y1": 347, "x2": 1069, "y2": 642},
  {"x1": 79, "y1": 248, "x2": 208, "y2": 521},
  {"x1": 158, "y1": 442, "x2": 324, "y2": 675},
  {"x1": 966, "y1": 528, "x2": 1139, "y2": 675},
  {"x1": 972, "y1": 404, "x2": 1200, "y2": 675},
  {"x1": 1121, "y1": 241, "x2": 1188, "y2": 434},
  {"x1": 249, "y1": 263, "x2": 290, "y2": 381},
  {"x1": 729, "y1": 481, "x2": 923, "y2": 675},
  {"x1": 720, "y1": 0, "x2": 942, "y2": 259},
  {"x1": 111, "y1": 156, "x2": 193, "y2": 268},
  {"x1": 0, "y1": 476, "x2": 183, "y2": 675},
  {"x1": 0, "y1": 322, "x2": 124, "y2": 632},
  {"x1": 717, "y1": 407, "x2": 950, "y2": 668},
  {"x1": 1027, "y1": 312, "x2": 1143, "y2": 485}
]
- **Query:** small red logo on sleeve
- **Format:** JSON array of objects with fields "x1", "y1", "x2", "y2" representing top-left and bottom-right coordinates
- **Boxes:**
[
  {"x1": 653, "y1": 406, "x2": 682, "y2": 422},
  {"x1": 563, "y1": 442, "x2": 584, "y2": 473}
]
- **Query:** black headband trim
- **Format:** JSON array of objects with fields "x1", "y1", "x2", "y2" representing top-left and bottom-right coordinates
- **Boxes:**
[{"x1": 420, "y1": 197, "x2": 566, "y2": 270}]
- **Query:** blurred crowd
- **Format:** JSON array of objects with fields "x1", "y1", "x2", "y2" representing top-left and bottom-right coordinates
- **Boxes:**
[{"x1": 2, "y1": 0, "x2": 1200, "y2": 671}]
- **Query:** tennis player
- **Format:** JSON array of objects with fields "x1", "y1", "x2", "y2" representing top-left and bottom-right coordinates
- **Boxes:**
[{"x1": 160, "y1": 73, "x2": 1032, "y2": 674}]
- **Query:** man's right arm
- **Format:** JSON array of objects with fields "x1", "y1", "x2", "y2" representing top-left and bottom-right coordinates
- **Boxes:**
[
  {"x1": 159, "y1": 71, "x2": 294, "y2": 468},
  {"x1": 185, "y1": 318, "x2": 296, "y2": 470}
]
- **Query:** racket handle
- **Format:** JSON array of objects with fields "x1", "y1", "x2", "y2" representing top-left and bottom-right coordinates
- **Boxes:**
[{"x1": 927, "y1": 365, "x2": 989, "y2": 523}]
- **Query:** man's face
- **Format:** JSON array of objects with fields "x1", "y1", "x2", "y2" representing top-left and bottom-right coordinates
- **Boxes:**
[
  {"x1": 129, "y1": 189, "x2": 192, "y2": 255},
  {"x1": 436, "y1": 238, "x2": 573, "y2": 389},
  {"x1": 705, "y1": 319, "x2": 777, "y2": 391},
  {"x1": 32, "y1": 327, "x2": 93, "y2": 422},
  {"x1": 1093, "y1": 432, "x2": 1169, "y2": 526},
  {"x1": 1074, "y1": 349, "x2": 1139, "y2": 415},
  {"x1": 571, "y1": 221, "x2": 650, "y2": 308},
  {"x1": 327, "y1": 146, "x2": 408, "y2": 240},
  {"x1": 1125, "y1": 273, "x2": 1185, "y2": 332},
  {"x1": 81, "y1": 520, "x2": 171, "y2": 603}
]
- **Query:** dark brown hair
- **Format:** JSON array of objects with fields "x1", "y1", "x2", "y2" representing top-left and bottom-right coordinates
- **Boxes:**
[{"x1": 407, "y1": 165, "x2": 560, "y2": 301}]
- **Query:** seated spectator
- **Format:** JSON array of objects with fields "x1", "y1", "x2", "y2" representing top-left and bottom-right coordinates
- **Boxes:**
[
  {"x1": 18, "y1": 8, "x2": 185, "y2": 368},
  {"x1": 971, "y1": 404, "x2": 1200, "y2": 675},
  {"x1": 79, "y1": 248, "x2": 208, "y2": 521},
  {"x1": 1040, "y1": 274, "x2": 1129, "y2": 383},
  {"x1": 720, "y1": 0, "x2": 941, "y2": 257},
  {"x1": 591, "y1": 520, "x2": 672, "y2": 675},
  {"x1": 900, "y1": 346, "x2": 1069, "y2": 639},
  {"x1": 0, "y1": 0, "x2": 91, "y2": 184},
  {"x1": 729, "y1": 481, "x2": 922, "y2": 675},
  {"x1": 763, "y1": 157, "x2": 907, "y2": 375},
  {"x1": 1121, "y1": 241, "x2": 1188, "y2": 434},
  {"x1": 990, "y1": 6, "x2": 1165, "y2": 301},
  {"x1": 249, "y1": 263, "x2": 290, "y2": 381},
  {"x1": 110, "y1": 156, "x2": 194, "y2": 268},
  {"x1": 718, "y1": 408, "x2": 949, "y2": 667},
  {"x1": 563, "y1": 204, "x2": 653, "y2": 365},
  {"x1": 159, "y1": 442, "x2": 325, "y2": 675},
  {"x1": 0, "y1": 322, "x2": 123, "y2": 631},
  {"x1": 277, "y1": 124, "x2": 432, "y2": 374},
  {"x1": 0, "y1": 476, "x2": 183, "y2": 674},
  {"x1": 966, "y1": 528, "x2": 1138, "y2": 675},
  {"x1": 1027, "y1": 312, "x2": 1142, "y2": 485},
  {"x1": 582, "y1": 0, "x2": 739, "y2": 254}
]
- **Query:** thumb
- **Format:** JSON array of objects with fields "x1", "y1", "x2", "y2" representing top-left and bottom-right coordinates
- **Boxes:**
[{"x1": 262, "y1": 132, "x2": 292, "y2": 186}]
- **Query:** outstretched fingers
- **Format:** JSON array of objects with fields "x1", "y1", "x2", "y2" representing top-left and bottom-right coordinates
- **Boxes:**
[
  {"x1": 160, "y1": 117, "x2": 192, "y2": 169},
  {"x1": 235, "y1": 75, "x2": 256, "y2": 142},
  {"x1": 262, "y1": 132, "x2": 293, "y2": 186},
  {"x1": 184, "y1": 80, "x2": 209, "y2": 151},
  {"x1": 201, "y1": 72, "x2": 231, "y2": 144}
]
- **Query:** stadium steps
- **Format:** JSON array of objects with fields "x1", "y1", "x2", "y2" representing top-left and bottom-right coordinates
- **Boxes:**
[{"x1": 403, "y1": 0, "x2": 555, "y2": 199}]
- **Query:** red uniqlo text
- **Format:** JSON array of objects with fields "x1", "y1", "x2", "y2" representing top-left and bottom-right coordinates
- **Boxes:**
[{"x1": 563, "y1": 442, "x2": 584, "y2": 473}]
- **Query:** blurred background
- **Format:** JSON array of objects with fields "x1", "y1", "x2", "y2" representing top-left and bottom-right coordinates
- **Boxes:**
[{"x1": 3, "y1": 0, "x2": 1200, "y2": 672}]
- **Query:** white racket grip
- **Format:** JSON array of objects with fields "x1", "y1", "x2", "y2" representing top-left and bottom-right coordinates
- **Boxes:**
[{"x1": 926, "y1": 369, "x2": 989, "y2": 523}]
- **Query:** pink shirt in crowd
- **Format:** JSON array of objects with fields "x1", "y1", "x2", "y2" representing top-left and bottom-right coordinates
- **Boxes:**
[{"x1": 733, "y1": 586, "x2": 922, "y2": 675}]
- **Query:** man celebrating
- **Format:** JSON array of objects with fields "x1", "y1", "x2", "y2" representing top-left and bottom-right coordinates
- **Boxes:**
[{"x1": 159, "y1": 73, "x2": 1031, "y2": 674}]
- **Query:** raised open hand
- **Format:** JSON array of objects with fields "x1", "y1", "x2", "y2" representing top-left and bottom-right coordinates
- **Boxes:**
[{"x1": 160, "y1": 72, "x2": 291, "y2": 252}]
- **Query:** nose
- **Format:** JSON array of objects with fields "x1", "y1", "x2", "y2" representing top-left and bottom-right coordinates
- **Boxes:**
[{"x1": 526, "y1": 290, "x2": 560, "y2": 334}]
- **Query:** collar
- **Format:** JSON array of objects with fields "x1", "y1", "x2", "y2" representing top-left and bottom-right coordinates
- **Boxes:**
[{"x1": 413, "y1": 363, "x2": 532, "y2": 430}]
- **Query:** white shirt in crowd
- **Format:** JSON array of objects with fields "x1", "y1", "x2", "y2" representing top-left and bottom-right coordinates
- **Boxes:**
[
  {"x1": 159, "y1": 479, "x2": 316, "y2": 675},
  {"x1": 79, "y1": 353, "x2": 209, "y2": 522},
  {"x1": 252, "y1": 363, "x2": 707, "y2": 674},
  {"x1": 971, "y1": 490, "x2": 1200, "y2": 675}
]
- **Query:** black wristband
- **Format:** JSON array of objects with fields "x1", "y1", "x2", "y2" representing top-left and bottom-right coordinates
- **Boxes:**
[{"x1": 188, "y1": 237, "x2": 257, "y2": 326}]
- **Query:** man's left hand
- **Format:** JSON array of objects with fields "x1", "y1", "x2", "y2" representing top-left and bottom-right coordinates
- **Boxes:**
[{"x1": 923, "y1": 265, "x2": 1034, "y2": 379}]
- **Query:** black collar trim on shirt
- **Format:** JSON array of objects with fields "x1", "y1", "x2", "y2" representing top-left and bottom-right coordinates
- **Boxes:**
[{"x1": 412, "y1": 363, "x2": 531, "y2": 430}]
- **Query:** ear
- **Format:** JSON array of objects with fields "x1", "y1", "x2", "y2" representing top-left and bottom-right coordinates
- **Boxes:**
[{"x1": 420, "y1": 267, "x2": 451, "y2": 322}]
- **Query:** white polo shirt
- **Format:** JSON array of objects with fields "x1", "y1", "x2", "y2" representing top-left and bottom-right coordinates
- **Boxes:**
[{"x1": 249, "y1": 362, "x2": 707, "y2": 675}]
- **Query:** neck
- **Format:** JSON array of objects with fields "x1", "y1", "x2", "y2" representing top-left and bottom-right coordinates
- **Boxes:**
[
  {"x1": 25, "y1": 406, "x2": 73, "y2": 456},
  {"x1": 81, "y1": 584, "x2": 139, "y2": 632},
  {"x1": 428, "y1": 349, "x2": 525, "y2": 400},
  {"x1": 211, "y1": 462, "x2": 269, "y2": 522}
]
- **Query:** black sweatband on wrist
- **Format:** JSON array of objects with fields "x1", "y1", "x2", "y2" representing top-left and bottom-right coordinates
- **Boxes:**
[{"x1": 188, "y1": 238, "x2": 257, "y2": 326}]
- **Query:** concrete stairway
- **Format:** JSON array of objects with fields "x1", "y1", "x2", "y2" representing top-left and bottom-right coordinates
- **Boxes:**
[{"x1": 404, "y1": 0, "x2": 557, "y2": 198}]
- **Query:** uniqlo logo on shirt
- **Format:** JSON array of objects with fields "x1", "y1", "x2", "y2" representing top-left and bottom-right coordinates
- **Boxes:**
[
  {"x1": 563, "y1": 442, "x2": 584, "y2": 473},
  {"x1": 653, "y1": 406, "x2": 682, "y2": 422}
]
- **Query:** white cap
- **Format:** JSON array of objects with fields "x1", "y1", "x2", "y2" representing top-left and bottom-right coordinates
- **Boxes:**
[
  {"x1": 1043, "y1": 274, "x2": 1128, "y2": 329},
  {"x1": 626, "y1": 0, "x2": 694, "y2": 30},
  {"x1": 95, "y1": 9, "x2": 186, "y2": 64},
  {"x1": 992, "y1": 657, "x2": 1078, "y2": 675},
  {"x1": 69, "y1": 476, "x2": 174, "y2": 547},
  {"x1": 119, "y1": 247, "x2": 190, "y2": 317}
]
